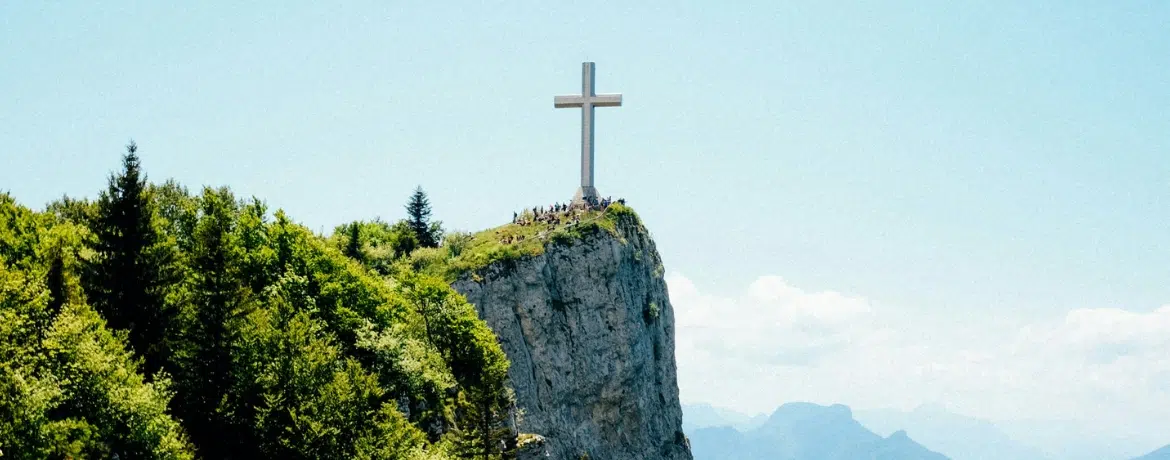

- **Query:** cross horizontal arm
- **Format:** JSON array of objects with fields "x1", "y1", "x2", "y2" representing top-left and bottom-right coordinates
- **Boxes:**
[
  {"x1": 591, "y1": 93, "x2": 622, "y2": 107},
  {"x1": 554, "y1": 95, "x2": 585, "y2": 108},
  {"x1": 554, "y1": 94, "x2": 623, "y2": 108}
]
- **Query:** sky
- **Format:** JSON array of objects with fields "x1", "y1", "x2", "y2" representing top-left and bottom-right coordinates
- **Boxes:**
[{"x1": 3, "y1": 0, "x2": 1169, "y2": 445}]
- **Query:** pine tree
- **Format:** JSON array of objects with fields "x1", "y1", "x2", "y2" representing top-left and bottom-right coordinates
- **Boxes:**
[
  {"x1": 83, "y1": 141, "x2": 180, "y2": 377},
  {"x1": 344, "y1": 221, "x2": 364, "y2": 262},
  {"x1": 405, "y1": 186, "x2": 439, "y2": 248},
  {"x1": 451, "y1": 387, "x2": 517, "y2": 460},
  {"x1": 175, "y1": 187, "x2": 253, "y2": 458},
  {"x1": 45, "y1": 253, "x2": 67, "y2": 317}
]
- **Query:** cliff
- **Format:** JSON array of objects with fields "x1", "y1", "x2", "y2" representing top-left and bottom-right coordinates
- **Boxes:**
[{"x1": 449, "y1": 208, "x2": 693, "y2": 460}]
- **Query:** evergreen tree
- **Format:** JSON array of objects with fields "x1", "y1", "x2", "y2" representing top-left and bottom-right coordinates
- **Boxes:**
[
  {"x1": 45, "y1": 253, "x2": 67, "y2": 318},
  {"x1": 406, "y1": 186, "x2": 440, "y2": 248},
  {"x1": 175, "y1": 187, "x2": 253, "y2": 458},
  {"x1": 83, "y1": 141, "x2": 180, "y2": 377},
  {"x1": 344, "y1": 221, "x2": 364, "y2": 262}
]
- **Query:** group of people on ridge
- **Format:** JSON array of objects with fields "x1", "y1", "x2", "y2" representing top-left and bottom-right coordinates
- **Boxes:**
[
  {"x1": 497, "y1": 197, "x2": 627, "y2": 245},
  {"x1": 510, "y1": 196, "x2": 624, "y2": 226}
]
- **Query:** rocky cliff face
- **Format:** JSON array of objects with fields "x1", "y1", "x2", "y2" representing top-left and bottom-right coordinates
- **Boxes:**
[{"x1": 452, "y1": 213, "x2": 692, "y2": 460}]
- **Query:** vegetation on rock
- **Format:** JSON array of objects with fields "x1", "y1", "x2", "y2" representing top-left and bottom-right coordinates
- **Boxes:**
[{"x1": 411, "y1": 202, "x2": 644, "y2": 283}]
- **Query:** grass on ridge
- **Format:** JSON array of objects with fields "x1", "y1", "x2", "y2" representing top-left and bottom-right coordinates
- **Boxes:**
[{"x1": 412, "y1": 203, "x2": 640, "y2": 282}]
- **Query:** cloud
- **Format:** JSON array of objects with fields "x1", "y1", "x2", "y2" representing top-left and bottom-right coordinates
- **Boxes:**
[
  {"x1": 668, "y1": 272, "x2": 1170, "y2": 437},
  {"x1": 1028, "y1": 306, "x2": 1170, "y2": 362},
  {"x1": 668, "y1": 273, "x2": 876, "y2": 367}
]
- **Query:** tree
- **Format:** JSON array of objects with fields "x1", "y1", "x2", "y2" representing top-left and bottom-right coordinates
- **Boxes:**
[
  {"x1": 44, "y1": 253, "x2": 67, "y2": 319},
  {"x1": 450, "y1": 386, "x2": 517, "y2": 460},
  {"x1": 0, "y1": 196, "x2": 194, "y2": 459},
  {"x1": 173, "y1": 187, "x2": 253, "y2": 458},
  {"x1": 396, "y1": 273, "x2": 515, "y2": 458},
  {"x1": 7, "y1": 169, "x2": 518, "y2": 458},
  {"x1": 83, "y1": 141, "x2": 181, "y2": 377},
  {"x1": 406, "y1": 186, "x2": 441, "y2": 248},
  {"x1": 344, "y1": 221, "x2": 364, "y2": 262}
]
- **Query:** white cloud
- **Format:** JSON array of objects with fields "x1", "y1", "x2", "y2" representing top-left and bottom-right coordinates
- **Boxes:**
[
  {"x1": 669, "y1": 273, "x2": 876, "y2": 367},
  {"x1": 668, "y1": 272, "x2": 1170, "y2": 439},
  {"x1": 1028, "y1": 306, "x2": 1170, "y2": 360}
]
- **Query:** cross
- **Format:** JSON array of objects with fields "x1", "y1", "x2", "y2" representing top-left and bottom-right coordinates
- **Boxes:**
[{"x1": 555, "y1": 62, "x2": 622, "y2": 205}]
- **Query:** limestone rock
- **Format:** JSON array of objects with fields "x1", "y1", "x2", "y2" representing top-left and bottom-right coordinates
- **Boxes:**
[
  {"x1": 453, "y1": 214, "x2": 692, "y2": 460},
  {"x1": 516, "y1": 433, "x2": 550, "y2": 460}
]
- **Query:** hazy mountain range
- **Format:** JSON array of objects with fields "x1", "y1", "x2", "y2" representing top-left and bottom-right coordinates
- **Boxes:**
[
  {"x1": 852, "y1": 404, "x2": 1050, "y2": 460},
  {"x1": 687, "y1": 402, "x2": 948, "y2": 460},
  {"x1": 684, "y1": 403, "x2": 1170, "y2": 460},
  {"x1": 1133, "y1": 444, "x2": 1170, "y2": 460}
]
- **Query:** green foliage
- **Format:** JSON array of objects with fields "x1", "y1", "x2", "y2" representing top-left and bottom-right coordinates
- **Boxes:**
[
  {"x1": 45, "y1": 195, "x2": 97, "y2": 228},
  {"x1": 41, "y1": 303, "x2": 193, "y2": 459},
  {"x1": 443, "y1": 231, "x2": 473, "y2": 258},
  {"x1": 83, "y1": 142, "x2": 183, "y2": 376},
  {"x1": 345, "y1": 221, "x2": 365, "y2": 263},
  {"x1": 2, "y1": 151, "x2": 518, "y2": 458},
  {"x1": 0, "y1": 196, "x2": 194, "y2": 459},
  {"x1": 151, "y1": 179, "x2": 200, "y2": 254},
  {"x1": 413, "y1": 204, "x2": 644, "y2": 283},
  {"x1": 171, "y1": 186, "x2": 257, "y2": 458},
  {"x1": 333, "y1": 219, "x2": 419, "y2": 275},
  {"x1": 395, "y1": 272, "x2": 514, "y2": 459},
  {"x1": 406, "y1": 186, "x2": 443, "y2": 248},
  {"x1": 226, "y1": 288, "x2": 430, "y2": 458}
]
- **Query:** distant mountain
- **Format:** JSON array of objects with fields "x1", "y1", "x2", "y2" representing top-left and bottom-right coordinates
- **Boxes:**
[
  {"x1": 682, "y1": 403, "x2": 768, "y2": 432},
  {"x1": 688, "y1": 402, "x2": 949, "y2": 460},
  {"x1": 853, "y1": 404, "x2": 1052, "y2": 460},
  {"x1": 1133, "y1": 444, "x2": 1170, "y2": 460}
]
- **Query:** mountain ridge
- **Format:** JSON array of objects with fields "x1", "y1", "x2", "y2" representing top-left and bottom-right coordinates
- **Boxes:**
[
  {"x1": 687, "y1": 402, "x2": 948, "y2": 460},
  {"x1": 1133, "y1": 444, "x2": 1170, "y2": 460}
]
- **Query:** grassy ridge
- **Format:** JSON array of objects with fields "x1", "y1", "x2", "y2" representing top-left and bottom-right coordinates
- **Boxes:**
[{"x1": 412, "y1": 203, "x2": 641, "y2": 282}]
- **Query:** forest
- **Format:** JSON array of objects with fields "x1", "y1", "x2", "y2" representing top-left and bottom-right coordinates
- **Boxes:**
[{"x1": 0, "y1": 143, "x2": 514, "y2": 459}]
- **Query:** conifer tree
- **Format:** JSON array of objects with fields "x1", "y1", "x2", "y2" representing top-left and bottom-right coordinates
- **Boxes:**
[
  {"x1": 45, "y1": 253, "x2": 67, "y2": 317},
  {"x1": 344, "y1": 221, "x2": 364, "y2": 262},
  {"x1": 405, "y1": 186, "x2": 440, "y2": 248},
  {"x1": 83, "y1": 141, "x2": 180, "y2": 377},
  {"x1": 175, "y1": 186, "x2": 253, "y2": 458},
  {"x1": 451, "y1": 386, "x2": 517, "y2": 460}
]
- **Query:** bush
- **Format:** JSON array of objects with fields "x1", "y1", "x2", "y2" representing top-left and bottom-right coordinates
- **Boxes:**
[{"x1": 442, "y1": 231, "x2": 473, "y2": 258}]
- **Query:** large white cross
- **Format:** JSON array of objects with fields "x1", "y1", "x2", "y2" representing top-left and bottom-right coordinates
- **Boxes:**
[{"x1": 555, "y1": 62, "x2": 622, "y2": 204}]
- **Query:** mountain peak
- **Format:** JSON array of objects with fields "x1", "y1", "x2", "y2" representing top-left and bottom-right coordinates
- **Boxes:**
[
  {"x1": 689, "y1": 402, "x2": 951, "y2": 460},
  {"x1": 771, "y1": 401, "x2": 854, "y2": 422}
]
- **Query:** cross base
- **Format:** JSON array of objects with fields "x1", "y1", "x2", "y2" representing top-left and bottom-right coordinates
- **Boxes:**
[{"x1": 572, "y1": 186, "x2": 600, "y2": 206}]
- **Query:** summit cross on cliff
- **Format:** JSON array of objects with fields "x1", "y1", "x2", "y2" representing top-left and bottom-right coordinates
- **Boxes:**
[{"x1": 554, "y1": 61, "x2": 623, "y2": 206}]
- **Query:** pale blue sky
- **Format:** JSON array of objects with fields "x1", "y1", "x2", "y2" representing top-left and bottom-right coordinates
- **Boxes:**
[{"x1": 3, "y1": 1, "x2": 1170, "y2": 434}]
